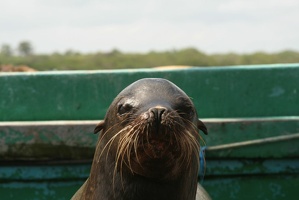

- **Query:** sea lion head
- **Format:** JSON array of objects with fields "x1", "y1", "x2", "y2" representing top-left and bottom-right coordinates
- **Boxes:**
[{"x1": 94, "y1": 78, "x2": 207, "y2": 181}]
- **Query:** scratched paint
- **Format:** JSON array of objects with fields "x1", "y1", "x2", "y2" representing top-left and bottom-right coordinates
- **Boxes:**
[
  {"x1": 269, "y1": 86, "x2": 285, "y2": 97},
  {"x1": 203, "y1": 175, "x2": 299, "y2": 199},
  {"x1": 0, "y1": 164, "x2": 90, "y2": 180}
]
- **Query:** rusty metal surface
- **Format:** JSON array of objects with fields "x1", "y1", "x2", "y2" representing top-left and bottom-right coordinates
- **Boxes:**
[{"x1": 0, "y1": 121, "x2": 98, "y2": 160}]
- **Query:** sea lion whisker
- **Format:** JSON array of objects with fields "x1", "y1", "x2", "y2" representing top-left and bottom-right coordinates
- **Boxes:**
[
  {"x1": 133, "y1": 130, "x2": 142, "y2": 167},
  {"x1": 125, "y1": 131, "x2": 136, "y2": 173},
  {"x1": 117, "y1": 124, "x2": 140, "y2": 174},
  {"x1": 180, "y1": 117, "x2": 206, "y2": 144},
  {"x1": 146, "y1": 123, "x2": 150, "y2": 145},
  {"x1": 108, "y1": 128, "x2": 133, "y2": 195},
  {"x1": 168, "y1": 118, "x2": 200, "y2": 169},
  {"x1": 96, "y1": 120, "x2": 129, "y2": 161},
  {"x1": 184, "y1": 129, "x2": 200, "y2": 169},
  {"x1": 133, "y1": 123, "x2": 145, "y2": 167},
  {"x1": 118, "y1": 124, "x2": 141, "y2": 185},
  {"x1": 114, "y1": 124, "x2": 138, "y2": 192},
  {"x1": 104, "y1": 125, "x2": 132, "y2": 175},
  {"x1": 114, "y1": 128, "x2": 136, "y2": 191},
  {"x1": 115, "y1": 142, "x2": 128, "y2": 191},
  {"x1": 184, "y1": 121, "x2": 205, "y2": 170},
  {"x1": 97, "y1": 120, "x2": 125, "y2": 143},
  {"x1": 98, "y1": 130, "x2": 122, "y2": 162}
]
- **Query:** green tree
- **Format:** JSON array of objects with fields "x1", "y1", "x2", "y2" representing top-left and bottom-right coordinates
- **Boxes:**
[
  {"x1": 1, "y1": 44, "x2": 13, "y2": 56},
  {"x1": 18, "y1": 41, "x2": 33, "y2": 56}
]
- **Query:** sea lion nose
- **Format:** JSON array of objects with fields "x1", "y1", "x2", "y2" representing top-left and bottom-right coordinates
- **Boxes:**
[{"x1": 149, "y1": 107, "x2": 167, "y2": 123}]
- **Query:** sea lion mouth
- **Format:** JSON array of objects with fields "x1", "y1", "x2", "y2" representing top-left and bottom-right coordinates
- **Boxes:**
[
  {"x1": 108, "y1": 109, "x2": 200, "y2": 180},
  {"x1": 139, "y1": 136, "x2": 174, "y2": 159},
  {"x1": 135, "y1": 109, "x2": 179, "y2": 159}
]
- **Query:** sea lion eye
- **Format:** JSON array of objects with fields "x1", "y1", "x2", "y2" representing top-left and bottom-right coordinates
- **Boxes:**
[
  {"x1": 175, "y1": 102, "x2": 195, "y2": 119},
  {"x1": 117, "y1": 103, "x2": 133, "y2": 115},
  {"x1": 180, "y1": 107, "x2": 194, "y2": 117}
]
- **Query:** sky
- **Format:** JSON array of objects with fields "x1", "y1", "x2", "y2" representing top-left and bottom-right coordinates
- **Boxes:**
[{"x1": 1, "y1": 0, "x2": 299, "y2": 54}]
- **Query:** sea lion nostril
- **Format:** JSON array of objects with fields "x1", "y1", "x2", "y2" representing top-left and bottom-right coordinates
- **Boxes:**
[{"x1": 149, "y1": 107, "x2": 167, "y2": 122}]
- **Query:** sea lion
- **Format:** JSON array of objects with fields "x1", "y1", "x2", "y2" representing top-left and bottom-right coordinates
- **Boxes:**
[{"x1": 72, "y1": 78, "x2": 211, "y2": 200}]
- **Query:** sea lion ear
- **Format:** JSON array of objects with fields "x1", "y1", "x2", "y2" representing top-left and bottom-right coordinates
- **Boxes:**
[
  {"x1": 197, "y1": 119, "x2": 208, "y2": 135},
  {"x1": 94, "y1": 120, "x2": 105, "y2": 134}
]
